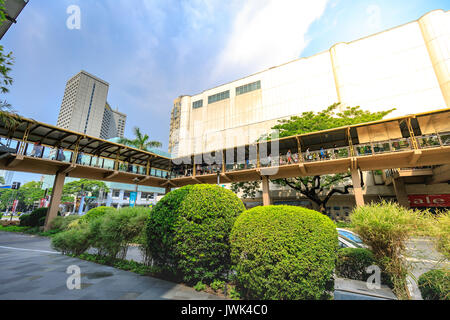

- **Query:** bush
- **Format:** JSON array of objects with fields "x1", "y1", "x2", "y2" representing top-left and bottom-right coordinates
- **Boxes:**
[
  {"x1": 80, "y1": 206, "x2": 116, "y2": 223},
  {"x1": 230, "y1": 205, "x2": 338, "y2": 300},
  {"x1": 89, "y1": 206, "x2": 149, "y2": 259},
  {"x1": 49, "y1": 215, "x2": 80, "y2": 231},
  {"x1": 20, "y1": 208, "x2": 50, "y2": 227},
  {"x1": 336, "y1": 248, "x2": 376, "y2": 281},
  {"x1": 418, "y1": 269, "x2": 450, "y2": 300},
  {"x1": 350, "y1": 201, "x2": 429, "y2": 299},
  {"x1": 434, "y1": 211, "x2": 450, "y2": 260},
  {"x1": 146, "y1": 184, "x2": 245, "y2": 284},
  {"x1": 51, "y1": 206, "x2": 150, "y2": 258},
  {"x1": 51, "y1": 227, "x2": 91, "y2": 255}
]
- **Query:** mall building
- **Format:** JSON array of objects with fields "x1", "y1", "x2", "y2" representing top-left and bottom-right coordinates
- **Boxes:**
[{"x1": 168, "y1": 9, "x2": 450, "y2": 217}]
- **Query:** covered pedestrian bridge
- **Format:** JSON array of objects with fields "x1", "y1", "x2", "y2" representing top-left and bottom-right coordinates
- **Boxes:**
[{"x1": 0, "y1": 108, "x2": 449, "y2": 230}]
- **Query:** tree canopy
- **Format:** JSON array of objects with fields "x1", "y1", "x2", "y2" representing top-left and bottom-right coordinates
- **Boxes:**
[
  {"x1": 232, "y1": 103, "x2": 395, "y2": 213},
  {"x1": 0, "y1": 1, "x2": 18, "y2": 129},
  {"x1": 271, "y1": 103, "x2": 394, "y2": 138},
  {"x1": 0, "y1": 181, "x2": 45, "y2": 211},
  {"x1": 60, "y1": 179, "x2": 110, "y2": 205}
]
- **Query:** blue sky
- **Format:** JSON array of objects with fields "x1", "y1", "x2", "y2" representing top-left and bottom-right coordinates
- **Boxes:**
[{"x1": 1, "y1": 0, "x2": 449, "y2": 184}]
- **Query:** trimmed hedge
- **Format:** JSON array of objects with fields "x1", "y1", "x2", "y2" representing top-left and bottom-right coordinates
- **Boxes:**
[
  {"x1": 51, "y1": 227, "x2": 91, "y2": 256},
  {"x1": 336, "y1": 248, "x2": 376, "y2": 281},
  {"x1": 51, "y1": 207, "x2": 149, "y2": 258},
  {"x1": 418, "y1": 269, "x2": 450, "y2": 300},
  {"x1": 230, "y1": 205, "x2": 338, "y2": 300},
  {"x1": 49, "y1": 215, "x2": 80, "y2": 231},
  {"x1": 20, "y1": 208, "x2": 53, "y2": 227},
  {"x1": 80, "y1": 206, "x2": 116, "y2": 223},
  {"x1": 146, "y1": 184, "x2": 245, "y2": 284}
]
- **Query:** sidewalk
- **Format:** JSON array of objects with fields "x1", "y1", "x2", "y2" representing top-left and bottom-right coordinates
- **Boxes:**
[{"x1": 0, "y1": 232, "x2": 223, "y2": 300}]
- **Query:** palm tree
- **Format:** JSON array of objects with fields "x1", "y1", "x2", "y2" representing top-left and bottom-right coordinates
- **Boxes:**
[{"x1": 118, "y1": 127, "x2": 162, "y2": 151}]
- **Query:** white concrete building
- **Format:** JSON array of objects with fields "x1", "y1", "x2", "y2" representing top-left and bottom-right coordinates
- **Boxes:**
[
  {"x1": 56, "y1": 70, "x2": 126, "y2": 140},
  {"x1": 169, "y1": 9, "x2": 450, "y2": 158}
]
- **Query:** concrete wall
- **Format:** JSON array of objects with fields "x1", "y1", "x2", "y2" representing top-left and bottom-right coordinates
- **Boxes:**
[{"x1": 170, "y1": 10, "x2": 450, "y2": 157}]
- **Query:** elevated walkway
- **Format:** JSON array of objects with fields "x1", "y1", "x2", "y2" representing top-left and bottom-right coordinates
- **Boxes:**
[{"x1": 0, "y1": 108, "x2": 449, "y2": 229}]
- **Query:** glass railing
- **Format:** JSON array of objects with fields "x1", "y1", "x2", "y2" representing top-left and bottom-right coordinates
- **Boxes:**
[
  {"x1": 417, "y1": 134, "x2": 440, "y2": 149},
  {"x1": 4, "y1": 131, "x2": 450, "y2": 180},
  {"x1": 303, "y1": 147, "x2": 349, "y2": 162},
  {"x1": 225, "y1": 161, "x2": 257, "y2": 173},
  {"x1": 438, "y1": 132, "x2": 450, "y2": 146}
]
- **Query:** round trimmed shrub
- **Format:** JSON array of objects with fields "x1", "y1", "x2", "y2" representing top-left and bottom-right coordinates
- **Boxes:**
[
  {"x1": 230, "y1": 205, "x2": 338, "y2": 300},
  {"x1": 20, "y1": 208, "x2": 51, "y2": 227},
  {"x1": 146, "y1": 184, "x2": 245, "y2": 284},
  {"x1": 418, "y1": 269, "x2": 450, "y2": 300},
  {"x1": 336, "y1": 248, "x2": 376, "y2": 281},
  {"x1": 80, "y1": 206, "x2": 115, "y2": 223}
]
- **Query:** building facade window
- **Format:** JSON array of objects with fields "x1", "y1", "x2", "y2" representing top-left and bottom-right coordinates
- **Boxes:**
[
  {"x1": 236, "y1": 80, "x2": 261, "y2": 96},
  {"x1": 192, "y1": 100, "x2": 203, "y2": 109},
  {"x1": 208, "y1": 90, "x2": 230, "y2": 104}
]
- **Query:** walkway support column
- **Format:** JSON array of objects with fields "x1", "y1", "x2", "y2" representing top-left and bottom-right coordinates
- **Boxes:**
[
  {"x1": 165, "y1": 186, "x2": 171, "y2": 195},
  {"x1": 351, "y1": 169, "x2": 365, "y2": 207},
  {"x1": 393, "y1": 177, "x2": 410, "y2": 208},
  {"x1": 262, "y1": 176, "x2": 271, "y2": 206},
  {"x1": 44, "y1": 171, "x2": 66, "y2": 231}
]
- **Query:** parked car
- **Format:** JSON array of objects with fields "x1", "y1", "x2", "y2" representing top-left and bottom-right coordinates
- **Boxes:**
[{"x1": 337, "y1": 228, "x2": 367, "y2": 249}]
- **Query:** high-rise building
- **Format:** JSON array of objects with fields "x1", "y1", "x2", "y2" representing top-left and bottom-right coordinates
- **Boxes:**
[
  {"x1": 101, "y1": 103, "x2": 127, "y2": 140},
  {"x1": 169, "y1": 9, "x2": 450, "y2": 158},
  {"x1": 56, "y1": 70, "x2": 127, "y2": 139}
]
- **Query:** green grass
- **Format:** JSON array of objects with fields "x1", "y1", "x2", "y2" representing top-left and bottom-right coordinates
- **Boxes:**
[
  {"x1": 0, "y1": 225, "x2": 62, "y2": 237},
  {"x1": 0, "y1": 225, "x2": 31, "y2": 233}
]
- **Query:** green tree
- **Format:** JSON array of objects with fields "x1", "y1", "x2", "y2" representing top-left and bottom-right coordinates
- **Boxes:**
[
  {"x1": 118, "y1": 127, "x2": 162, "y2": 151},
  {"x1": 60, "y1": 179, "x2": 109, "y2": 207},
  {"x1": 230, "y1": 181, "x2": 261, "y2": 199},
  {"x1": 0, "y1": 176, "x2": 4, "y2": 185},
  {"x1": 19, "y1": 181, "x2": 45, "y2": 209},
  {"x1": 232, "y1": 103, "x2": 395, "y2": 213},
  {"x1": 0, "y1": 181, "x2": 45, "y2": 211},
  {"x1": 0, "y1": 1, "x2": 18, "y2": 129}
]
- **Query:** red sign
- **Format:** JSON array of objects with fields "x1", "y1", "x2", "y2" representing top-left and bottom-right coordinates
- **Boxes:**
[
  {"x1": 408, "y1": 194, "x2": 450, "y2": 207},
  {"x1": 12, "y1": 200, "x2": 19, "y2": 213},
  {"x1": 39, "y1": 198, "x2": 46, "y2": 208}
]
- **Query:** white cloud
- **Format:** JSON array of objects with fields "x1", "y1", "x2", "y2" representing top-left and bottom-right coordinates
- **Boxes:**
[{"x1": 213, "y1": 0, "x2": 330, "y2": 79}]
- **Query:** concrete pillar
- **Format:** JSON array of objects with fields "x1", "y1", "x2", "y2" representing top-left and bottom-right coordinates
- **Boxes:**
[
  {"x1": 262, "y1": 176, "x2": 271, "y2": 206},
  {"x1": 351, "y1": 169, "x2": 365, "y2": 207},
  {"x1": 44, "y1": 171, "x2": 66, "y2": 231},
  {"x1": 393, "y1": 177, "x2": 410, "y2": 208},
  {"x1": 165, "y1": 187, "x2": 171, "y2": 195},
  {"x1": 105, "y1": 191, "x2": 112, "y2": 207}
]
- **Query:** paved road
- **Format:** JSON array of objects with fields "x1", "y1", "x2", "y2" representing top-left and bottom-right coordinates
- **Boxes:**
[
  {"x1": 405, "y1": 238, "x2": 450, "y2": 300},
  {"x1": 0, "y1": 232, "x2": 223, "y2": 300}
]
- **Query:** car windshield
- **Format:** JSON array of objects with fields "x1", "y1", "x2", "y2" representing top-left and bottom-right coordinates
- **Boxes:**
[{"x1": 338, "y1": 230, "x2": 363, "y2": 244}]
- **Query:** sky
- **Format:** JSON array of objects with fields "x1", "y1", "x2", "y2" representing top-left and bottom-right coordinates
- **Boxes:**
[{"x1": 1, "y1": 0, "x2": 449, "y2": 184}]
